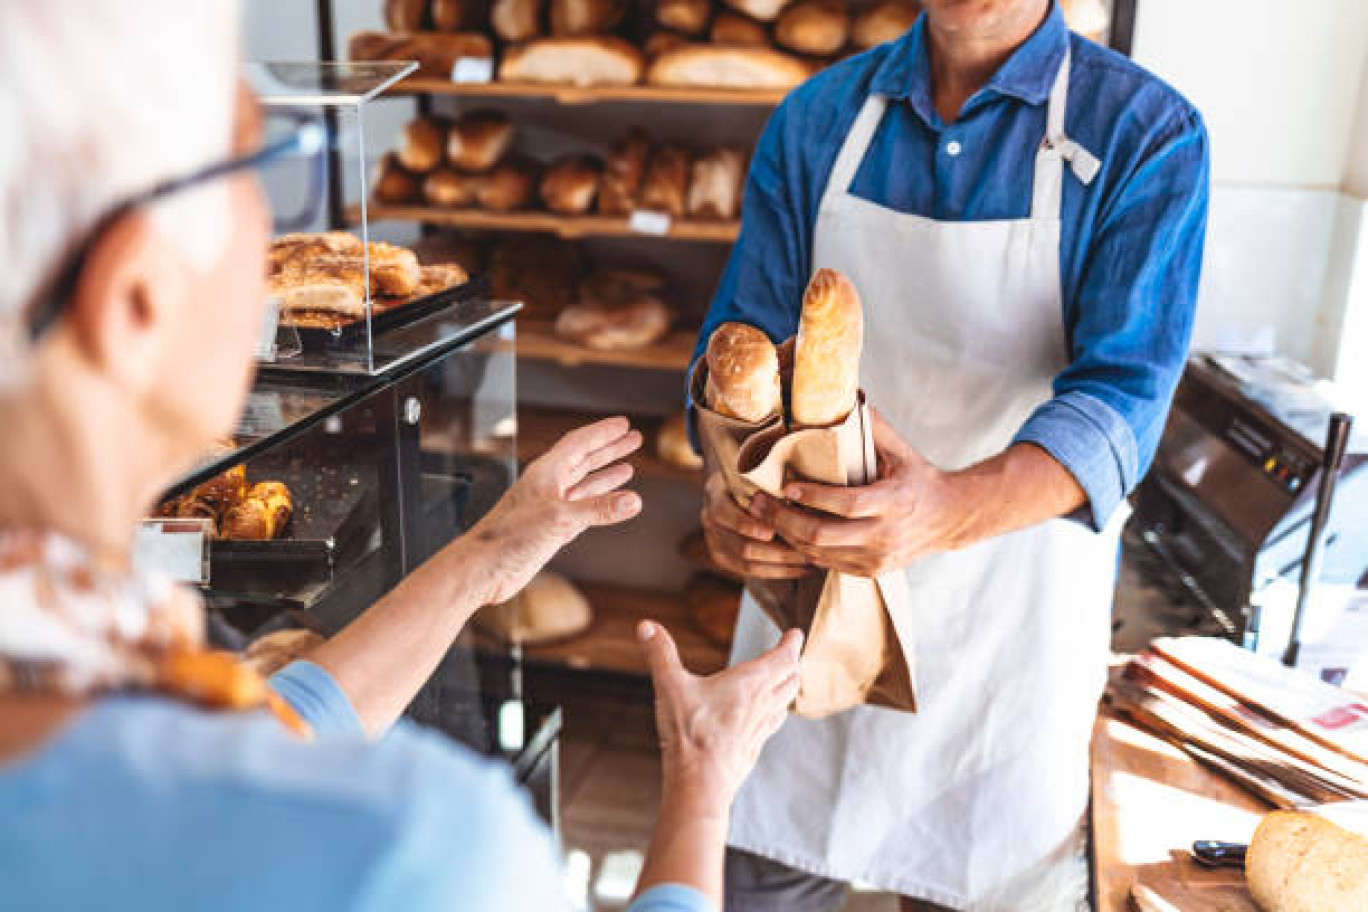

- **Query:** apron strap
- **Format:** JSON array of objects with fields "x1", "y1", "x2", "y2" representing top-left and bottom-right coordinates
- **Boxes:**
[
  {"x1": 1031, "y1": 46, "x2": 1102, "y2": 219},
  {"x1": 819, "y1": 94, "x2": 888, "y2": 213}
]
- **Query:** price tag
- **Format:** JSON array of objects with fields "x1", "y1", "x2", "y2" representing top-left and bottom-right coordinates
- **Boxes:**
[
  {"x1": 450, "y1": 57, "x2": 494, "y2": 84},
  {"x1": 255, "y1": 295, "x2": 281, "y2": 360},
  {"x1": 629, "y1": 209, "x2": 672, "y2": 236},
  {"x1": 133, "y1": 519, "x2": 210, "y2": 585}
]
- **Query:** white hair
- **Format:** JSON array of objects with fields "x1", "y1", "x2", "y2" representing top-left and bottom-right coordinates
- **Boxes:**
[{"x1": 0, "y1": 0, "x2": 240, "y2": 387}]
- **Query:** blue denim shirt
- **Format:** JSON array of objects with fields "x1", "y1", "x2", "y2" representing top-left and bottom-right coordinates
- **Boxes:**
[
  {"x1": 694, "y1": 1, "x2": 1209, "y2": 527},
  {"x1": 0, "y1": 661, "x2": 711, "y2": 912}
]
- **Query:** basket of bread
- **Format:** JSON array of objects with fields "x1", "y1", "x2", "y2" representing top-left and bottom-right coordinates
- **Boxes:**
[{"x1": 691, "y1": 267, "x2": 915, "y2": 718}]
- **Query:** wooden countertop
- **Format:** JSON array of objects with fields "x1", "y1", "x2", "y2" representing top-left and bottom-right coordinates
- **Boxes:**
[{"x1": 1091, "y1": 709, "x2": 1268, "y2": 911}]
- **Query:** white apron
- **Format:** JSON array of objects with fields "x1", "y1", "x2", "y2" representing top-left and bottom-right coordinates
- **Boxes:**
[{"x1": 727, "y1": 50, "x2": 1125, "y2": 910}]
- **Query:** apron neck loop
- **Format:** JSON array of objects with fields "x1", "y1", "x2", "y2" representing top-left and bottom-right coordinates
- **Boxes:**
[{"x1": 1033, "y1": 46, "x2": 1102, "y2": 218}]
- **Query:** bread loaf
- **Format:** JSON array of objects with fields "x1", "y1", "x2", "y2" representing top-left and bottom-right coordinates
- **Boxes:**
[
  {"x1": 792, "y1": 268, "x2": 862, "y2": 426},
  {"x1": 396, "y1": 117, "x2": 447, "y2": 173},
  {"x1": 555, "y1": 296, "x2": 673, "y2": 350},
  {"x1": 598, "y1": 130, "x2": 650, "y2": 215},
  {"x1": 658, "y1": 412, "x2": 704, "y2": 471},
  {"x1": 491, "y1": 0, "x2": 542, "y2": 41},
  {"x1": 416, "y1": 262, "x2": 471, "y2": 295},
  {"x1": 643, "y1": 31, "x2": 689, "y2": 59},
  {"x1": 446, "y1": 109, "x2": 515, "y2": 173},
  {"x1": 422, "y1": 167, "x2": 480, "y2": 208},
  {"x1": 775, "y1": 0, "x2": 849, "y2": 56},
  {"x1": 551, "y1": 0, "x2": 626, "y2": 35},
  {"x1": 647, "y1": 45, "x2": 812, "y2": 89},
  {"x1": 348, "y1": 30, "x2": 494, "y2": 80},
  {"x1": 476, "y1": 159, "x2": 538, "y2": 211},
  {"x1": 851, "y1": 0, "x2": 919, "y2": 49},
  {"x1": 384, "y1": 0, "x2": 428, "y2": 31},
  {"x1": 499, "y1": 37, "x2": 645, "y2": 86},
  {"x1": 432, "y1": 0, "x2": 484, "y2": 30},
  {"x1": 373, "y1": 153, "x2": 420, "y2": 204},
  {"x1": 705, "y1": 322, "x2": 782, "y2": 422},
  {"x1": 711, "y1": 11, "x2": 772, "y2": 46},
  {"x1": 719, "y1": 0, "x2": 793, "y2": 23},
  {"x1": 268, "y1": 256, "x2": 370, "y2": 316},
  {"x1": 1247, "y1": 805, "x2": 1368, "y2": 911},
  {"x1": 539, "y1": 156, "x2": 602, "y2": 214},
  {"x1": 687, "y1": 146, "x2": 745, "y2": 220},
  {"x1": 657, "y1": 0, "x2": 711, "y2": 35},
  {"x1": 478, "y1": 572, "x2": 593, "y2": 645},
  {"x1": 639, "y1": 144, "x2": 691, "y2": 217},
  {"x1": 366, "y1": 242, "x2": 423, "y2": 296}
]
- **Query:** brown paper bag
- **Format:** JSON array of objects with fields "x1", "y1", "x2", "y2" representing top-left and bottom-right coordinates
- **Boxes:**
[{"x1": 692, "y1": 365, "x2": 917, "y2": 718}]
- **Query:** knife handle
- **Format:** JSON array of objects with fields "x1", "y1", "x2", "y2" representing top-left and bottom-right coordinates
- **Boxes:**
[{"x1": 1191, "y1": 840, "x2": 1247, "y2": 869}]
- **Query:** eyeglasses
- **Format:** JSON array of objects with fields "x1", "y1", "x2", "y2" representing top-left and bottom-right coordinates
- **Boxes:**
[{"x1": 26, "y1": 109, "x2": 328, "y2": 341}]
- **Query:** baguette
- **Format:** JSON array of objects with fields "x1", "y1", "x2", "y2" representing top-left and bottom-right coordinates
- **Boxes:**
[
  {"x1": 791, "y1": 268, "x2": 862, "y2": 426},
  {"x1": 704, "y1": 322, "x2": 782, "y2": 422},
  {"x1": 647, "y1": 45, "x2": 812, "y2": 89},
  {"x1": 499, "y1": 37, "x2": 645, "y2": 87}
]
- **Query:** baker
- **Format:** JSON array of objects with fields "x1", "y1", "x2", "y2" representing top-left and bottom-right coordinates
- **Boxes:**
[{"x1": 693, "y1": 1, "x2": 1209, "y2": 909}]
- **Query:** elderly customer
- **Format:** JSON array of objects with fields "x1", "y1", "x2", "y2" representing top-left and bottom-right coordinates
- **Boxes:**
[{"x1": 0, "y1": 3, "x2": 802, "y2": 910}]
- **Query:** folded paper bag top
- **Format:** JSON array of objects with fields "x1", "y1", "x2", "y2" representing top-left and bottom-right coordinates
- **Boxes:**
[{"x1": 692, "y1": 363, "x2": 918, "y2": 718}]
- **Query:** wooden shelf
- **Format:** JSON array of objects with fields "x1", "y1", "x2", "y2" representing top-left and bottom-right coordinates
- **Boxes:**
[
  {"x1": 516, "y1": 319, "x2": 696, "y2": 371},
  {"x1": 517, "y1": 581, "x2": 729, "y2": 677},
  {"x1": 393, "y1": 77, "x2": 786, "y2": 108},
  {"x1": 356, "y1": 203, "x2": 740, "y2": 243},
  {"x1": 519, "y1": 405, "x2": 701, "y2": 484}
]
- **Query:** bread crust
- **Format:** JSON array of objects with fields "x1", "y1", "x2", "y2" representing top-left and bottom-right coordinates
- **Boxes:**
[
  {"x1": 499, "y1": 37, "x2": 646, "y2": 86},
  {"x1": 792, "y1": 268, "x2": 862, "y2": 426},
  {"x1": 647, "y1": 45, "x2": 812, "y2": 89},
  {"x1": 396, "y1": 117, "x2": 446, "y2": 173},
  {"x1": 705, "y1": 321, "x2": 782, "y2": 422},
  {"x1": 1247, "y1": 808, "x2": 1368, "y2": 912},
  {"x1": 775, "y1": 0, "x2": 849, "y2": 56}
]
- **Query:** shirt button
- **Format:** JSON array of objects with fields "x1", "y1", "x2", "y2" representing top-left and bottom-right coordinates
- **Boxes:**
[{"x1": 946, "y1": 140, "x2": 962, "y2": 157}]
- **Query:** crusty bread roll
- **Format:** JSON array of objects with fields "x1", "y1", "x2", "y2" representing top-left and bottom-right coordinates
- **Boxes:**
[
  {"x1": 551, "y1": 0, "x2": 626, "y2": 35},
  {"x1": 792, "y1": 268, "x2": 862, "y2": 426},
  {"x1": 1247, "y1": 805, "x2": 1368, "y2": 912},
  {"x1": 775, "y1": 0, "x2": 849, "y2": 56},
  {"x1": 851, "y1": 0, "x2": 919, "y2": 49},
  {"x1": 711, "y1": 11, "x2": 772, "y2": 46},
  {"x1": 373, "y1": 153, "x2": 420, "y2": 204},
  {"x1": 598, "y1": 130, "x2": 650, "y2": 215},
  {"x1": 658, "y1": 412, "x2": 704, "y2": 471},
  {"x1": 491, "y1": 0, "x2": 542, "y2": 41},
  {"x1": 478, "y1": 572, "x2": 593, "y2": 645},
  {"x1": 555, "y1": 296, "x2": 673, "y2": 350},
  {"x1": 422, "y1": 167, "x2": 480, "y2": 208},
  {"x1": 539, "y1": 156, "x2": 602, "y2": 214},
  {"x1": 657, "y1": 0, "x2": 711, "y2": 35},
  {"x1": 384, "y1": 0, "x2": 428, "y2": 31},
  {"x1": 348, "y1": 31, "x2": 495, "y2": 80},
  {"x1": 446, "y1": 109, "x2": 515, "y2": 173},
  {"x1": 499, "y1": 37, "x2": 645, "y2": 87},
  {"x1": 396, "y1": 117, "x2": 447, "y2": 174},
  {"x1": 719, "y1": 0, "x2": 793, "y2": 23},
  {"x1": 687, "y1": 146, "x2": 745, "y2": 220},
  {"x1": 639, "y1": 144, "x2": 692, "y2": 218},
  {"x1": 476, "y1": 159, "x2": 538, "y2": 211},
  {"x1": 366, "y1": 241, "x2": 423, "y2": 296},
  {"x1": 647, "y1": 45, "x2": 812, "y2": 89},
  {"x1": 705, "y1": 322, "x2": 782, "y2": 422}
]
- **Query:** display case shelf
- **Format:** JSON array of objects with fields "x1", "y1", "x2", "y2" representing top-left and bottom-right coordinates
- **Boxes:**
[
  {"x1": 480, "y1": 582, "x2": 728, "y2": 678},
  {"x1": 516, "y1": 320, "x2": 696, "y2": 371},
  {"x1": 391, "y1": 77, "x2": 788, "y2": 108},
  {"x1": 519, "y1": 406, "x2": 701, "y2": 485},
  {"x1": 355, "y1": 203, "x2": 740, "y2": 243}
]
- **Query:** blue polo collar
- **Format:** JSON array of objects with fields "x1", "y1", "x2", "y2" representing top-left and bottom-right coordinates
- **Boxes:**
[{"x1": 868, "y1": 1, "x2": 1070, "y2": 127}]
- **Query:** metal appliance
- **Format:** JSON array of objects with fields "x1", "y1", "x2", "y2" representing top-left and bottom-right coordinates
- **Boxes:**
[{"x1": 1128, "y1": 354, "x2": 1368, "y2": 654}]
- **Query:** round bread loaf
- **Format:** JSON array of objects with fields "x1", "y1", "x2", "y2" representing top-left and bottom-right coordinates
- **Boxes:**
[
  {"x1": 396, "y1": 118, "x2": 447, "y2": 174},
  {"x1": 423, "y1": 167, "x2": 480, "y2": 208},
  {"x1": 555, "y1": 295, "x2": 673, "y2": 351},
  {"x1": 775, "y1": 0, "x2": 849, "y2": 57},
  {"x1": 373, "y1": 154, "x2": 419, "y2": 204},
  {"x1": 476, "y1": 160, "x2": 538, "y2": 212},
  {"x1": 1247, "y1": 806, "x2": 1368, "y2": 911},
  {"x1": 705, "y1": 322, "x2": 782, "y2": 423},
  {"x1": 792, "y1": 268, "x2": 862, "y2": 427}
]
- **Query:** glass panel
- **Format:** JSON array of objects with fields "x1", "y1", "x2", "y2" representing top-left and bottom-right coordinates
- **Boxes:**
[{"x1": 245, "y1": 60, "x2": 416, "y2": 107}]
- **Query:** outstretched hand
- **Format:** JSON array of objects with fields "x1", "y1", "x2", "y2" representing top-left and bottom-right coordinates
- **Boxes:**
[{"x1": 470, "y1": 416, "x2": 643, "y2": 605}]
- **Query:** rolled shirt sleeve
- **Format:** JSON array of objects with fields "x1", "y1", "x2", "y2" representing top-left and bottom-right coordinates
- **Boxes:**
[
  {"x1": 1016, "y1": 108, "x2": 1210, "y2": 528},
  {"x1": 269, "y1": 659, "x2": 364, "y2": 738}
]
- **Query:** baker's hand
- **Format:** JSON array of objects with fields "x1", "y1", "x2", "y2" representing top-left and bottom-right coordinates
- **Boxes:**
[
  {"x1": 701, "y1": 469, "x2": 812, "y2": 580},
  {"x1": 750, "y1": 409, "x2": 962, "y2": 577},
  {"x1": 469, "y1": 416, "x2": 643, "y2": 605},
  {"x1": 639, "y1": 620, "x2": 802, "y2": 805}
]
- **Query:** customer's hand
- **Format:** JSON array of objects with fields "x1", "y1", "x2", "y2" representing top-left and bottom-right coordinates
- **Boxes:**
[
  {"x1": 469, "y1": 416, "x2": 643, "y2": 605},
  {"x1": 701, "y1": 469, "x2": 812, "y2": 580},
  {"x1": 639, "y1": 620, "x2": 802, "y2": 808}
]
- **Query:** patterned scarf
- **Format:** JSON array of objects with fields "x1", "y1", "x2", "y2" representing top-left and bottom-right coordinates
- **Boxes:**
[{"x1": 0, "y1": 528, "x2": 309, "y2": 737}]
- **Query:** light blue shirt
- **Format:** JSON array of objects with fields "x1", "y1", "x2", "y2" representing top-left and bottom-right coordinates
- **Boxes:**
[{"x1": 0, "y1": 661, "x2": 710, "y2": 912}]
